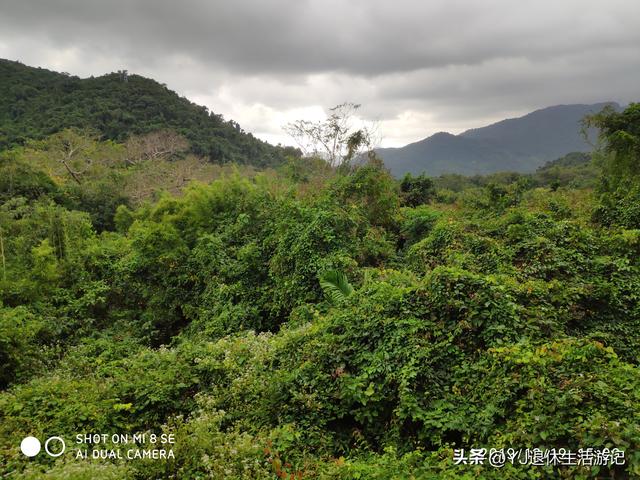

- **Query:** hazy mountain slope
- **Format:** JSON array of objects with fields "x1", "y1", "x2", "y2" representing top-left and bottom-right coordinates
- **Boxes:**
[
  {"x1": 0, "y1": 59, "x2": 285, "y2": 167},
  {"x1": 378, "y1": 102, "x2": 619, "y2": 176},
  {"x1": 377, "y1": 132, "x2": 515, "y2": 177}
]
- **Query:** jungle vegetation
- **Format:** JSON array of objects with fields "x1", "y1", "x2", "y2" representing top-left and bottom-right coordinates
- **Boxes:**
[{"x1": 0, "y1": 102, "x2": 639, "y2": 479}]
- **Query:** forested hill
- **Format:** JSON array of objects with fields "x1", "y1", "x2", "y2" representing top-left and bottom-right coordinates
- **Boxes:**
[
  {"x1": 0, "y1": 59, "x2": 286, "y2": 166},
  {"x1": 377, "y1": 102, "x2": 620, "y2": 177}
]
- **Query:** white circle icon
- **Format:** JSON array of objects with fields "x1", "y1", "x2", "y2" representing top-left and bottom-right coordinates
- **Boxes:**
[
  {"x1": 20, "y1": 436, "x2": 41, "y2": 457},
  {"x1": 44, "y1": 437, "x2": 66, "y2": 457}
]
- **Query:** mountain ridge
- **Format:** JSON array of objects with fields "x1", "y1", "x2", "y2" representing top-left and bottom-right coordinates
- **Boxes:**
[{"x1": 378, "y1": 102, "x2": 620, "y2": 176}]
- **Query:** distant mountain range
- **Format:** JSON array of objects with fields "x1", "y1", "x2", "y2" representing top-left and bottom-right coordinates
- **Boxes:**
[
  {"x1": 0, "y1": 58, "x2": 287, "y2": 167},
  {"x1": 377, "y1": 102, "x2": 620, "y2": 176},
  {"x1": 1, "y1": 59, "x2": 621, "y2": 176}
]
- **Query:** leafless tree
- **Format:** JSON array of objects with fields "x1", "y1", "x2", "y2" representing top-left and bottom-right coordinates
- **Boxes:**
[
  {"x1": 123, "y1": 155, "x2": 221, "y2": 205},
  {"x1": 46, "y1": 129, "x2": 100, "y2": 184},
  {"x1": 125, "y1": 129, "x2": 189, "y2": 166}
]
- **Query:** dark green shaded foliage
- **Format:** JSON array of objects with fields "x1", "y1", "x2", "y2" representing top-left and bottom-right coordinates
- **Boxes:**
[
  {"x1": 587, "y1": 103, "x2": 640, "y2": 228},
  {"x1": 61, "y1": 180, "x2": 131, "y2": 231},
  {"x1": 399, "y1": 206, "x2": 441, "y2": 246},
  {"x1": 400, "y1": 173, "x2": 435, "y2": 206},
  {"x1": 0, "y1": 152, "x2": 59, "y2": 202}
]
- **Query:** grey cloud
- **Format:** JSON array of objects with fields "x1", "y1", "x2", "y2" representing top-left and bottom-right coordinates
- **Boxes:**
[
  {"x1": 0, "y1": 0, "x2": 638, "y2": 146},
  {"x1": 2, "y1": 0, "x2": 639, "y2": 76}
]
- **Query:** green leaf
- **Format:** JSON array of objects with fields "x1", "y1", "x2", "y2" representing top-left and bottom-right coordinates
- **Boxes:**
[
  {"x1": 319, "y1": 269, "x2": 354, "y2": 305},
  {"x1": 364, "y1": 383, "x2": 375, "y2": 397}
]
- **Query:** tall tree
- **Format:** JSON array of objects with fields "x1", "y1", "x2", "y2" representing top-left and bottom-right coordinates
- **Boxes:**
[
  {"x1": 284, "y1": 102, "x2": 377, "y2": 167},
  {"x1": 584, "y1": 103, "x2": 640, "y2": 227}
]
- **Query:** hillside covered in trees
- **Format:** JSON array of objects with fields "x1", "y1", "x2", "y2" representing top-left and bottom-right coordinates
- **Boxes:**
[
  {"x1": 0, "y1": 97, "x2": 638, "y2": 478},
  {"x1": 0, "y1": 59, "x2": 289, "y2": 167}
]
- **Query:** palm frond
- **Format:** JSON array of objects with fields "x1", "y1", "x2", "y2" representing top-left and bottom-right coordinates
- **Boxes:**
[{"x1": 319, "y1": 269, "x2": 354, "y2": 304}]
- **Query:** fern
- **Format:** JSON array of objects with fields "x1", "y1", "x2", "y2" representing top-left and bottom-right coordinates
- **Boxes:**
[{"x1": 319, "y1": 270, "x2": 354, "y2": 304}]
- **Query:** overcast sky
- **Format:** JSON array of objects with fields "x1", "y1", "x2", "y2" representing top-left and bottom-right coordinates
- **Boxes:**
[{"x1": 0, "y1": 0, "x2": 637, "y2": 147}]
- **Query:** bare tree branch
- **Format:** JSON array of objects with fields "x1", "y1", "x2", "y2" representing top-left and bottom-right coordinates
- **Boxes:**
[{"x1": 125, "y1": 130, "x2": 189, "y2": 165}]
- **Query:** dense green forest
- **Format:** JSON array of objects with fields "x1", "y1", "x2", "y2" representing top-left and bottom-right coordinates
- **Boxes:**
[
  {"x1": 0, "y1": 59, "x2": 290, "y2": 166},
  {"x1": 0, "y1": 102, "x2": 639, "y2": 479}
]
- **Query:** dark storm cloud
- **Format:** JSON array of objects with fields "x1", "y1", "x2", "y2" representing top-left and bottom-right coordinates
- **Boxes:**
[
  {"x1": 0, "y1": 0, "x2": 638, "y2": 145},
  {"x1": 2, "y1": 0, "x2": 638, "y2": 75}
]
